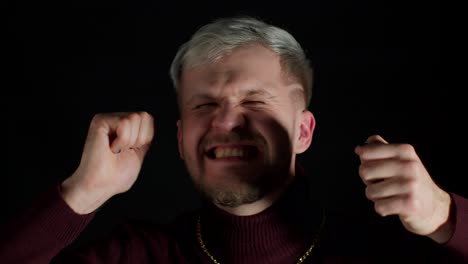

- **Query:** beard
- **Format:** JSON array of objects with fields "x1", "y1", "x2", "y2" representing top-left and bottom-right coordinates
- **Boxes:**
[
  {"x1": 192, "y1": 163, "x2": 289, "y2": 208},
  {"x1": 184, "y1": 131, "x2": 293, "y2": 208},
  {"x1": 199, "y1": 183, "x2": 263, "y2": 207},
  {"x1": 195, "y1": 176, "x2": 265, "y2": 207}
]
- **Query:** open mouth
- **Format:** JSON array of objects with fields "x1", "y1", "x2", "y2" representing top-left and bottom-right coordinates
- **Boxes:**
[{"x1": 205, "y1": 145, "x2": 259, "y2": 159}]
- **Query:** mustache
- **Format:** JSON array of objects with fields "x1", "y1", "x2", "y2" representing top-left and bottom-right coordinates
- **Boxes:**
[{"x1": 200, "y1": 133, "x2": 266, "y2": 151}]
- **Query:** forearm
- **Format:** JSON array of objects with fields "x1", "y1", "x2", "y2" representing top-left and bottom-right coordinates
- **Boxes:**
[
  {"x1": 439, "y1": 193, "x2": 468, "y2": 262},
  {"x1": 0, "y1": 185, "x2": 95, "y2": 264}
]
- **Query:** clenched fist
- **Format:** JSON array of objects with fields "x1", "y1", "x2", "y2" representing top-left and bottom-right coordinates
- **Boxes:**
[
  {"x1": 355, "y1": 135, "x2": 454, "y2": 243},
  {"x1": 61, "y1": 112, "x2": 155, "y2": 214}
]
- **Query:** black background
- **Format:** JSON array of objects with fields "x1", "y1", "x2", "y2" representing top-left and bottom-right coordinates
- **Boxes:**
[{"x1": 4, "y1": 0, "x2": 457, "y2": 246}]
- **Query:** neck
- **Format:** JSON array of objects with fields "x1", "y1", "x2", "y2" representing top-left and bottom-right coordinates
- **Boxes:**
[
  {"x1": 198, "y1": 173, "x2": 324, "y2": 264},
  {"x1": 215, "y1": 174, "x2": 295, "y2": 216}
]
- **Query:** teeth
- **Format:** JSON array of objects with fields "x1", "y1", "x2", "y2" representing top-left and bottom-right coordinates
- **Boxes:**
[{"x1": 214, "y1": 147, "x2": 245, "y2": 158}]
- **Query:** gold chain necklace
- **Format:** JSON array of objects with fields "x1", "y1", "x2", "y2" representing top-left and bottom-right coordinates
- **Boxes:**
[{"x1": 196, "y1": 210, "x2": 326, "y2": 264}]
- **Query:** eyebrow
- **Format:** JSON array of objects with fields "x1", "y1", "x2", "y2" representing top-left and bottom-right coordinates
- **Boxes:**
[
  {"x1": 243, "y1": 89, "x2": 276, "y2": 99},
  {"x1": 185, "y1": 88, "x2": 276, "y2": 106},
  {"x1": 185, "y1": 94, "x2": 215, "y2": 106}
]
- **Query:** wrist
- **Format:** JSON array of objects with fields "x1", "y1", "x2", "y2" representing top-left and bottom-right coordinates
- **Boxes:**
[
  {"x1": 60, "y1": 176, "x2": 112, "y2": 215},
  {"x1": 427, "y1": 191, "x2": 455, "y2": 244}
]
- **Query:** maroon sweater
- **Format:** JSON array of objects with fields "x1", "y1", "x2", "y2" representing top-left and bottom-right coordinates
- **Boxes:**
[{"x1": 1, "y1": 179, "x2": 467, "y2": 264}]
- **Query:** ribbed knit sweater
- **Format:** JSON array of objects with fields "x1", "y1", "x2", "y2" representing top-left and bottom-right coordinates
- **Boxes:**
[{"x1": 1, "y1": 176, "x2": 467, "y2": 264}]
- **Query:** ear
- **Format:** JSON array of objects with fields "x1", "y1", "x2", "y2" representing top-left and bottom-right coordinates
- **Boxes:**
[
  {"x1": 295, "y1": 110, "x2": 315, "y2": 154},
  {"x1": 176, "y1": 120, "x2": 185, "y2": 160}
]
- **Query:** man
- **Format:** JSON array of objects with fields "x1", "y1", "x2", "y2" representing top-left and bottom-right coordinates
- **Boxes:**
[{"x1": 1, "y1": 16, "x2": 466, "y2": 264}]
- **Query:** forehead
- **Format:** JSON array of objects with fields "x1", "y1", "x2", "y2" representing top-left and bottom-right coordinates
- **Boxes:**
[{"x1": 180, "y1": 45, "x2": 288, "y2": 97}]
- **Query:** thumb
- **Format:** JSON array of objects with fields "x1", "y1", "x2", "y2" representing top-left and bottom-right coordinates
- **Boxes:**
[
  {"x1": 364, "y1": 134, "x2": 388, "y2": 145},
  {"x1": 354, "y1": 134, "x2": 388, "y2": 156}
]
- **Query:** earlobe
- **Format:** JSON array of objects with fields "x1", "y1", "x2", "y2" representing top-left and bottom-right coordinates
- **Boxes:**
[
  {"x1": 176, "y1": 120, "x2": 185, "y2": 160},
  {"x1": 296, "y1": 110, "x2": 315, "y2": 154}
]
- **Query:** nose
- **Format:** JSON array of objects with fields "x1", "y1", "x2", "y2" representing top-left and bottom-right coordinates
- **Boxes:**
[{"x1": 211, "y1": 103, "x2": 245, "y2": 132}]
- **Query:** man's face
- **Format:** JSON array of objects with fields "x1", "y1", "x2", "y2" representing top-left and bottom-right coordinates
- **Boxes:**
[{"x1": 177, "y1": 44, "x2": 315, "y2": 207}]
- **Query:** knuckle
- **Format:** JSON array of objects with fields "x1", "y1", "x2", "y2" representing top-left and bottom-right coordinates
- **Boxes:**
[
  {"x1": 404, "y1": 194, "x2": 418, "y2": 211},
  {"x1": 365, "y1": 187, "x2": 374, "y2": 200},
  {"x1": 141, "y1": 112, "x2": 155, "y2": 128},
  {"x1": 119, "y1": 117, "x2": 131, "y2": 128},
  {"x1": 358, "y1": 164, "x2": 367, "y2": 177},
  {"x1": 90, "y1": 114, "x2": 112, "y2": 133},
  {"x1": 128, "y1": 112, "x2": 141, "y2": 123},
  {"x1": 139, "y1": 111, "x2": 153, "y2": 120},
  {"x1": 401, "y1": 160, "x2": 419, "y2": 176},
  {"x1": 118, "y1": 119, "x2": 131, "y2": 137},
  {"x1": 136, "y1": 136, "x2": 146, "y2": 147},
  {"x1": 405, "y1": 178, "x2": 418, "y2": 193},
  {"x1": 398, "y1": 143, "x2": 415, "y2": 155},
  {"x1": 374, "y1": 202, "x2": 386, "y2": 216},
  {"x1": 91, "y1": 113, "x2": 105, "y2": 126}
]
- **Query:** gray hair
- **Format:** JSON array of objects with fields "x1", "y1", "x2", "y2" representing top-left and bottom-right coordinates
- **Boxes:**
[{"x1": 169, "y1": 16, "x2": 313, "y2": 108}]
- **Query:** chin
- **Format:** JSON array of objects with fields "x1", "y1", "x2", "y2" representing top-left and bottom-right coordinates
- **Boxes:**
[
  {"x1": 195, "y1": 179, "x2": 267, "y2": 207},
  {"x1": 211, "y1": 188, "x2": 264, "y2": 208}
]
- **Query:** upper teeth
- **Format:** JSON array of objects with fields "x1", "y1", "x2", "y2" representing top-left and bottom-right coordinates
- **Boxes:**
[{"x1": 214, "y1": 147, "x2": 245, "y2": 158}]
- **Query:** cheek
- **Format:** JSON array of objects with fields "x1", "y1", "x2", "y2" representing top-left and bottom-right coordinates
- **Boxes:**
[
  {"x1": 181, "y1": 118, "x2": 206, "y2": 152},
  {"x1": 252, "y1": 113, "x2": 294, "y2": 152}
]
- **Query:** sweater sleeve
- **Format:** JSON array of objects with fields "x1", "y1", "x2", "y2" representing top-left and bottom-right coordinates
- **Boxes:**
[
  {"x1": 0, "y1": 185, "x2": 95, "y2": 264},
  {"x1": 442, "y1": 192, "x2": 468, "y2": 262}
]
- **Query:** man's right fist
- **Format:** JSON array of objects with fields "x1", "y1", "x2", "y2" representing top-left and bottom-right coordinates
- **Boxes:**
[{"x1": 61, "y1": 112, "x2": 155, "y2": 214}]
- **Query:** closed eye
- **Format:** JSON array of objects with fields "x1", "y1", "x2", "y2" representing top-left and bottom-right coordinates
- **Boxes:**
[
  {"x1": 194, "y1": 102, "x2": 218, "y2": 109},
  {"x1": 242, "y1": 101, "x2": 265, "y2": 105}
]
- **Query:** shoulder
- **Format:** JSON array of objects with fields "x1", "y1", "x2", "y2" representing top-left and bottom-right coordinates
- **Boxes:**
[{"x1": 117, "y1": 209, "x2": 200, "y2": 243}]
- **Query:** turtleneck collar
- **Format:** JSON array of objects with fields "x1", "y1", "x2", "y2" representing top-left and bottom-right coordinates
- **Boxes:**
[{"x1": 198, "y1": 175, "x2": 323, "y2": 264}]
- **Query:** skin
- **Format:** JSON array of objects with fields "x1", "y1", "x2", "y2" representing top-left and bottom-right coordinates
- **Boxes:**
[
  {"x1": 177, "y1": 44, "x2": 314, "y2": 215},
  {"x1": 61, "y1": 44, "x2": 454, "y2": 243},
  {"x1": 355, "y1": 135, "x2": 454, "y2": 243},
  {"x1": 61, "y1": 112, "x2": 155, "y2": 214}
]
